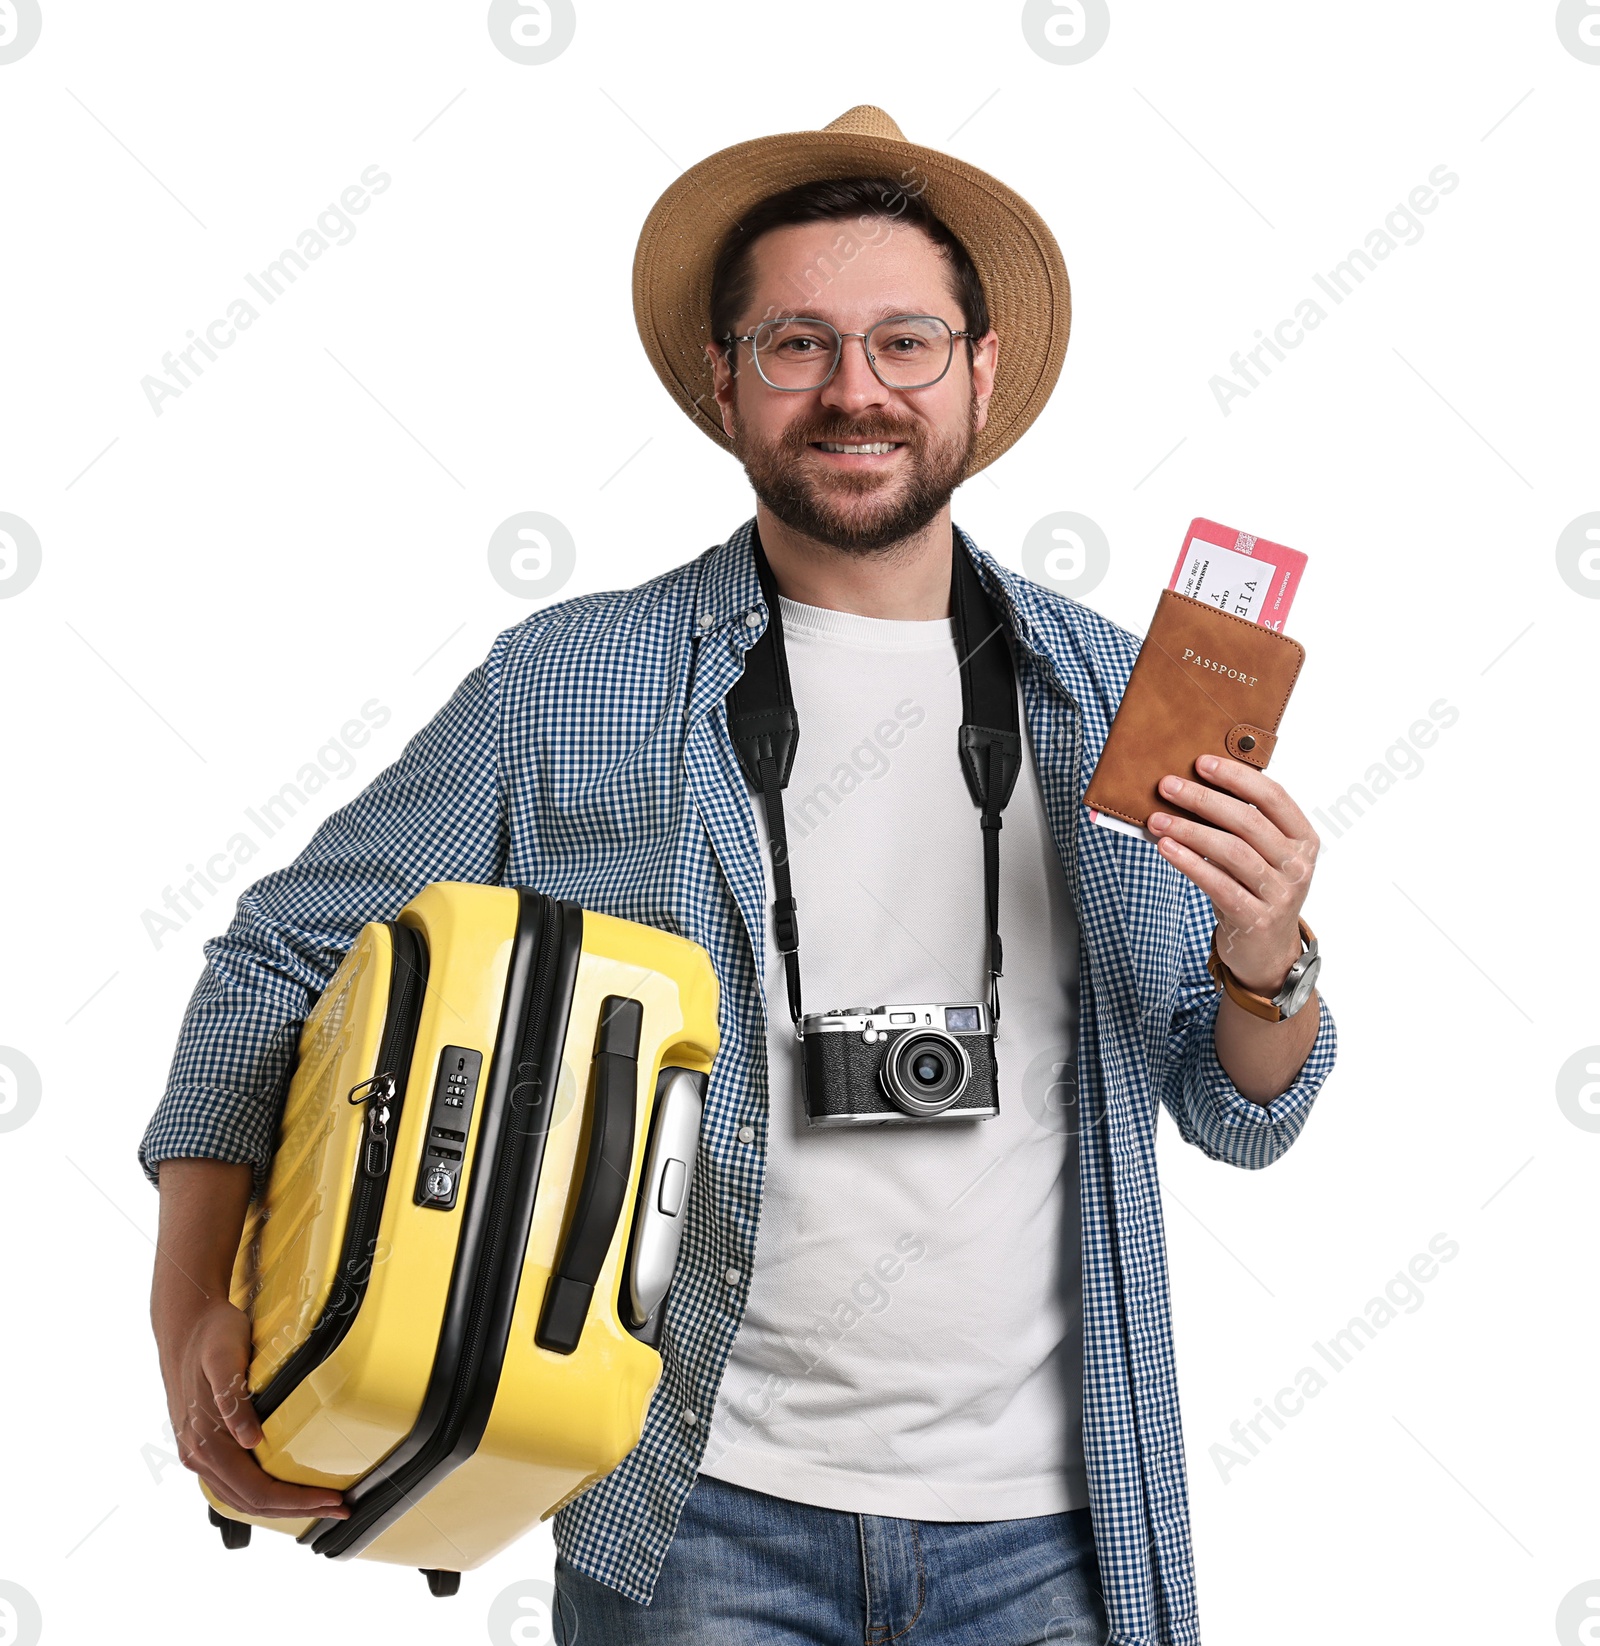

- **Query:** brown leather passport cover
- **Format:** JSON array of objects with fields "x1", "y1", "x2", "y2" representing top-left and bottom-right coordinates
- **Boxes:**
[{"x1": 1084, "y1": 589, "x2": 1306, "y2": 827}]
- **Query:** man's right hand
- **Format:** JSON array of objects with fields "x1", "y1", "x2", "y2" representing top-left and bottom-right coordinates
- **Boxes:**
[
  {"x1": 159, "y1": 1294, "x2": 350, "y2": 1521},
  {"x1": 152, "y1": 1159, "x2": 349, "y2": 1522}
]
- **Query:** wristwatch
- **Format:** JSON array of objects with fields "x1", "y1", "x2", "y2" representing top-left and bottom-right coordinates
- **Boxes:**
[{"x1": 1206, "y1": 918, "x2": 1321, "y2": 1022}]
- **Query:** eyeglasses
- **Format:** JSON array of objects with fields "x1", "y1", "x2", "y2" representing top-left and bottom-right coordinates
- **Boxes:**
[{"x1": 721, "y1": 314, "x2": 976, "y2": 392}]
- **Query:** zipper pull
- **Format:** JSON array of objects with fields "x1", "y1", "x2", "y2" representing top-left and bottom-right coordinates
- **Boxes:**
[
  {"x1": 363, "y1": 1097, "x2": 392, "y2": 1179},
  {"x1": 349, "y1": 1073, "x2": 397, "y2": 1179}
]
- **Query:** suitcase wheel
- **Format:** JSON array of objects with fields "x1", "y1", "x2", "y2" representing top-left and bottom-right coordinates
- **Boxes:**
[
  {"x1": 421, "y1": 1568, "x2": 460, "y2": 1597},
  {"x1": 207, "y1": 1506, "x2": 252, "y2": 1550}
]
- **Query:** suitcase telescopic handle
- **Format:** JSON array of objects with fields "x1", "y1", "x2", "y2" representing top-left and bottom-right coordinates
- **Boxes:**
[{"x1": 535, "y1": 994, "x2": 643, "y2": 1355}]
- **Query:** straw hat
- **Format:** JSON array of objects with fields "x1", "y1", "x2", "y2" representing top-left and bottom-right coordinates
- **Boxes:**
[{"x1": 632, "y1": 104, "x2": 1070, "y2": 479}]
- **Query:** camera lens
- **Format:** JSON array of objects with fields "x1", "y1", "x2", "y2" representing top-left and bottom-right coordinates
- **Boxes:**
[{"x1": 880, "y1": 1030, "x2": 972, "y2": 1117}]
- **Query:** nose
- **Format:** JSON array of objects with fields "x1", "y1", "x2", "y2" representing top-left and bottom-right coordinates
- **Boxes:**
[{"x1": 819, "y1": 332, "x2": 894, "y2": 417}]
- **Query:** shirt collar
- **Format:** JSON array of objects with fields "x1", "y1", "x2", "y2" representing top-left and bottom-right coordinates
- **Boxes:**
[{"x1": 692, "y1": 516, "x2": 762, "y2": 635}]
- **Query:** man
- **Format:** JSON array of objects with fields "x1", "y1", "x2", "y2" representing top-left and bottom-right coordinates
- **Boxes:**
[{"x1": 143, "y1": 107, "x2": 1335, "y2": 1645}]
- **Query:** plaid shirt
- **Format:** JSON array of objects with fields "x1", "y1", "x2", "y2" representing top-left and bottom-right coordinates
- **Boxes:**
[{"x1": 139, "y1": 515, "x2": 1336, "y2": 1646}]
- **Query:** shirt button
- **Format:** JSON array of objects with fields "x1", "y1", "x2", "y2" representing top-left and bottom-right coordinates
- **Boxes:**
[
  {"x1": 744, "y1": 609, "x2": 761, "y2": 628},
  {"x1": 697, "y1": 612, "x2": 715, "y2": 629},
  {"x1": 724, "y1": 1267, "x2": 741, "y2": 1285},
  {"x1": 737, "y1": 1124, "x2": 755, "y2": 1144},
  {"x1": 681, "y1": 1408, "x2": 698, "y2": 1427}
]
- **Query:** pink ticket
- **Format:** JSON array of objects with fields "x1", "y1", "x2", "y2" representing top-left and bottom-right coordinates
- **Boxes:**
[{"x1": 1167, "y1": 517, "x2": 1307, "y2": 634}]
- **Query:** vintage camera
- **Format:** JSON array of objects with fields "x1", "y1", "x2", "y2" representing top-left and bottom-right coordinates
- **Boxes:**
[{"x1": 799, "y1": 1001, "x2": 999, "y2": 1126}]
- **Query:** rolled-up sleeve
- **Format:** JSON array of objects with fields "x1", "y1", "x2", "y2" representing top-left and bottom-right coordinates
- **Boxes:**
[
  {"x1": 1157, "y1": 879, "x2": 1337, "y2": 1170},
  {"x1": 137, "y1": 633, "x2": 515, "y2": 1196}
]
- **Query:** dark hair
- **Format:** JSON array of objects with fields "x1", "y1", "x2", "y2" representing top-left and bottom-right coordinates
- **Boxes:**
[{"x1": 708, "y1": 175, "x2": 990, "y2": 367}]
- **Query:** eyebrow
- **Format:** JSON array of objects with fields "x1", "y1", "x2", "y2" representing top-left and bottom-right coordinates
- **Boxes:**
[{"x1": 767, "y1": 304, "x2": 937, "y2": 325}]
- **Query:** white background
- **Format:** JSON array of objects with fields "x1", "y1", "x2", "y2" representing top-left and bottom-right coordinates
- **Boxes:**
[{"x1": 2, "y1": 2, "x2": 1597, "y2": 1643}]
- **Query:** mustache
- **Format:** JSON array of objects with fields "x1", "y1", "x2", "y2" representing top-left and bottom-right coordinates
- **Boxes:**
[{"x1": 788, "y1": 421, "x2": 918, "y2": 446}]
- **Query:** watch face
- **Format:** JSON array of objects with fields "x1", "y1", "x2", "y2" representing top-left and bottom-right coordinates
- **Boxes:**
[{"x1": 1281, "y1": 952, "x2": 1322, "y2": 1017}]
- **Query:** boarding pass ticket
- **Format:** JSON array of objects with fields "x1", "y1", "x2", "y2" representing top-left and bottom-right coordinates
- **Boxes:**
[
  {"x1": 1089, "y1": 518, "x2": 1309, "y2": 841},
  {"x1": 1167, "y1": 518, "x2": 1306, "y2": 633}
]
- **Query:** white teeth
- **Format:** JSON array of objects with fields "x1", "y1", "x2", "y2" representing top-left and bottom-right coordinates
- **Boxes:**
[{"x1": 817, "y1": 441, "x2": 898, "y2": 454}]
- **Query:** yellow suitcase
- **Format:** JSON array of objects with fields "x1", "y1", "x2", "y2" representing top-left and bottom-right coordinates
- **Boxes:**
[{"x1": 198, "y1": 882, "x2": 720, "y2": 1595}]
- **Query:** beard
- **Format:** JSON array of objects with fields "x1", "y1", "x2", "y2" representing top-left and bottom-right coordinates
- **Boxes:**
[{"x1": 729, "y1": 390, "x2": 979, "y2": 556}]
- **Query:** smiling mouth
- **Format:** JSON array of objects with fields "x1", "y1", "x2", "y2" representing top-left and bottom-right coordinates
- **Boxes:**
[{"x1": 809, "y1": 440, "x2": 905, "y2": 456}]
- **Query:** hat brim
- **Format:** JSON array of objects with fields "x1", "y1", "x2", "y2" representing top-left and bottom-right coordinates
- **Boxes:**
[{"x1": 632, "y1": 127, "x2": 1070, "y2": 479}]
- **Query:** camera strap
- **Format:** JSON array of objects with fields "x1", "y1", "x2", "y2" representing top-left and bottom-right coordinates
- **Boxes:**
[{"x1": 725, "y1": 524, "x2": 1022, "y2": 1030}]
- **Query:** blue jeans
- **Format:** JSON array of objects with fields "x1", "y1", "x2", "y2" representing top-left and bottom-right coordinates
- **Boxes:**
[{"x1": 553, "y1": 1473, "x2": 1110, "y2": 1644}]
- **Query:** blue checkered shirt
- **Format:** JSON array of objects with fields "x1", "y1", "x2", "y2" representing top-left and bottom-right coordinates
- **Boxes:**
[{"x1": 139, "y1": 515, "x2": 1336, "y2": 1645}]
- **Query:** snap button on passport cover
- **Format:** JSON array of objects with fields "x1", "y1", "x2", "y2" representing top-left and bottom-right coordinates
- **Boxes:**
[{"x1": 1084, "y1": 590, "x2": 1306, "y2": 828}]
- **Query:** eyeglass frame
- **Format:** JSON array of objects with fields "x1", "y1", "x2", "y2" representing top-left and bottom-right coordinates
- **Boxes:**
[{"x1": 718, "y1": 313, "x2": 979, "y2": 393}]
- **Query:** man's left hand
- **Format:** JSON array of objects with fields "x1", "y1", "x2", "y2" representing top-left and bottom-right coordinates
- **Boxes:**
[{"x1": 1145, "y1": 754, "x2": 1319, "y2": 995}]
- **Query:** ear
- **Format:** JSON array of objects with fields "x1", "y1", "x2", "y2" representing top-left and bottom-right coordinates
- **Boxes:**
[
  {"x1": 705, "y1": 341, "x2": 738, "y2": 439},
  {"x1": 969, "y1": 328, "x2": 999, "y2": 437}
]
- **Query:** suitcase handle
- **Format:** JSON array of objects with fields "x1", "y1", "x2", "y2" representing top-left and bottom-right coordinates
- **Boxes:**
[
  {"x1": 535, "y1": 994, "x2": 643, "y2": 1354},
  {"x1": 620, "y1": 1066, "x2": 705, "y2": 1331}
]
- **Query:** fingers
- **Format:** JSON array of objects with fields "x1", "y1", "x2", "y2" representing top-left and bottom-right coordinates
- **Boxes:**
[
  {"x1": 203, "y1": 1355, "x2": 263, "y2": 1451},
  {"x1": 1153, "y1": 771, "x2": 1288, "y2": 872},
  {"x1": 1195, "y1": 755, "x2": 1317, "y2": 850},
  {"x1": 1154, "y1": 758, "x2": 1320, "y2": 889},
  {"x1": 191, "y1": 1446, "x2": 351, "y2": 1520},
  {"x1": 1149, "y1": 831, "x2": 1268, "y2": 926},
  {"x1": 1148, "y1": 803, "x2": 1276, "y2": 902},
  {"x1": 180, "y1": 1413, "x2": 350, "y2": 1519}
]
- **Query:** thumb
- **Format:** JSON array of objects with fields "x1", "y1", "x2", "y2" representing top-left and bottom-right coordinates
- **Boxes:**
[{"x1": 201, "y1": 1342, "x2": 264, "y2": 1450}]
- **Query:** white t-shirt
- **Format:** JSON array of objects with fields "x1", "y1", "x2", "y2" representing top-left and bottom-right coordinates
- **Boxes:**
[{"x1": 698, "y1": 592, "x2": 1088, "y2": 1520}]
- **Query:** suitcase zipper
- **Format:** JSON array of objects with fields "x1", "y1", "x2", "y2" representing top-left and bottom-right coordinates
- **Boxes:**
[
  {"x1": 334, "y1": 924, "x2": 425, "y2": 1244},
  {"x1": 252, "y1": 921, "x2": 428, "y2": 1423}
]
